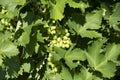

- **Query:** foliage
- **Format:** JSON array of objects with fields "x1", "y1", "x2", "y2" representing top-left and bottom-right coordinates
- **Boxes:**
[{"x1": 0, "y1": 0, "x2": 120, "y2": 80}]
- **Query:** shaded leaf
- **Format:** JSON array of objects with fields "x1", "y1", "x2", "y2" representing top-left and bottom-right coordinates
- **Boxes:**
[{"x1": 109, "y1": 3, "x2": 120, "y2": 31}]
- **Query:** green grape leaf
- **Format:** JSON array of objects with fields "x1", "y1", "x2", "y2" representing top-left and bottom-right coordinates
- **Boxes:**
[
  {"x1": 41, "y1": 0, "x2": 49, "y2": 4},
  {"x1": 0, "y1": 0, "x2": 26, "y2": 19},
  {"x1": 65, "y1": 48, "x2": 86, "y2": 69},
  {"x1": 60, "y1": 66, "x2": 72, "y2": 80},
  {"x1": 85, "y1": 40, "x2": 120, "y2": 78},
  {"x1": 0, "y1": 67, "x2": 6, "y2": 80},
  {"x1": 37, "y1": 30, "x2": 44, "y2": 43},
  {"x1": 48, "y1": 73, "x2": 62, "y2": 80},
  {"x1": 0, "y1": 32, "x2": 19, "y2": 79},
  {"x1": 1, "y1": 56, "x2": 20, "y2": 79},
  {"x1": 67, "y1": 0, "x2": 89, "y2": 12},
  {"x1": 18, "y1": 12, "x2": 35, "y2": 46},
  {"x1": 73, "y1": 68, "x2": 93, "y2": 80},
  {"x1": 21, "y1": 63, "x2": 31, "y2": 73},
  {"x1": 109, "y1": 3, "x2": 120, "y2": 31},
  {"x1": 52, "y1": 47, "x2": 66, "y2": 61},
  {"x1": 67, "y1": 19, "x2": 81, "y2": 34},
  {"x1": 84, "y1": 10, "x2": 103, "y2": 29},
  {"x1": 0, "y1": 23, "x2": 4, "y2": 31},
  {"x1": 95, "y1": 61, "x2": 116, "y2": 78},
  {"x1": 0, "y1": 33, "x2": 19, "y2": 57},
  {"x1": 105, "y1": 43, "x2": 120, "y2": 62},
  {"x1": 18, "y1": 23, "x2": 32, "y2": 46},
  {"x1": 79, "y1": 28, "x2": 102, "y2": 38},
  {"x1": 0, "y1": 0, "x2": 26, "y2": 6},
  {"x1": 85, "y1": 40, "x2": 103, "y2": 67},
  {"x1": 67, "y1": 18, "x2": 102, "y2": 38},
  {"x1": 50, "y1": 0, "x2": 66, "y2": 20}
]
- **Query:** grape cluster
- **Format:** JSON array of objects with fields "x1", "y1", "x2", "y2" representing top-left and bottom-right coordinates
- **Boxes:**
[
  {"x1": 0, "y1": 8, "x2": 13, "y2": 31},
  {"x1": 48, "y1": 26, "x2": 56, "y2": 35},
  {"x1": 48, "y1": 26, "x2": 71, "y2": 49},
  {"x1": 47, "y1": 53, "x2": 58, "y2": 73}
]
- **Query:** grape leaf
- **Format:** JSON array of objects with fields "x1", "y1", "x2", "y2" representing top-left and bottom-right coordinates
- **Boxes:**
[
  {"x1": 21, "y1": 63, "x2": 31, "y2": 73},
  {"x1": 50, "y1": 0, "x2": 66, "y2": 20},
  {"x1": 65, "y1": 48, "x2": 86, "y2": 69},
  {"x1": 0, "y1": 23, "x2": 4, "y2": 31},
  {"x1": 67, "y1": 0, "x2": 89, "y2": 12},
  {"x1": 105, "y1": 43, "x2": 120, "y2": 62},
  {"x1": 0, "y1": 67, "x2": 6, "y2": 79},
  {"x1": 0, "y1": 0, "x2": 26, "y2": 19},
  {"x1": 18, "y1": 12, "x2": 35, "y2": 46},
  {"x1": 95, "y1": 61, "x2": 116, "y2": 78},
  {"x1": 84, "y1": 10, "x2": 103, "y2": 29},
  {"x1": 37, "y1": 30, "x2": 44, "y2": 43},
  {"x1": 18, "y1": 23, "x2": 32, "y2": 46},
  {"x1": 85, "y1": 40, "x2": 120, "y2": 78},
  {"x1": 60, "y1": 66, "x2": 72, "y2": 80},
  {"x1": 73, "y1": 68, "x2": 93, "y2": 80},
  {"x1": 109, "y1": 3, "x2": 120, "y2": 31},
  {"x1": 0, "y1": 32, "x2": 20, "y2": 79},
  {"x1": 0, "y1": 33, "x2": 19, "y2": 57},
  {"x1": 2, "y1": 56, "x2": 20, "y2": 79},
  {"x1": 52, "y1": 47, "x2": 66, "y2": 61},
  {"x1": 79, "y1": 28, "x2": 102, "y2": 38},
  {"x1": 67, "y1": 21, "x2": 102, "y2": 38}
]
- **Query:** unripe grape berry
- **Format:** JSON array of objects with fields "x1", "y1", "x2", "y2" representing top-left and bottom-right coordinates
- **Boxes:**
[
  {"x1": 53, "y1": 35, "x2": 57, "y2": 40},
  {"x1": 66, "y1": 33, "x2": 70, "y2": 36},
  {"x1": 61, "y1": 44, "x2": 66, "y2": 48},
  {"x1": 52, "y1": 40, "x2": 57, "y2": 44},
  {"x1": 66, "y1": 40, "x2": 71, "y2": 44},
  {"x1": 52, "y1": 67, "x2": 57, "y2": 72},
  {"x1": 57, "y1": 37, "x2": 62, "y2": 42},
  {"x1": 51, "y1": 26, "x2": 56, "y2": 30},
  {"x1": 59, "y1": 41, "x2": 63, "y2": 47},
  {"x1": 1, "y1": 19, "x2": 5, "y2": 24},
  {"x1": 51, "y1": 30, "x2": 56, "y2": 34},
  {"x1": 52, "y1": 20, "x2": 55, "y2": 23},
  {"x1": 65, "y1": 44, "x2": 69, "y2": 48},
  {"x1": 63, "y1": 36, "x2": 68, "y2": 40},
  {"x1": 65, "y1": 29, "x2": 68, "y2": 33}
]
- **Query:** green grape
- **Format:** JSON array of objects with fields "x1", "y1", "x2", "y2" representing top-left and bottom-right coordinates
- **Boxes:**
[
  {"x1": 1, "y1": 8, "x2": 7, "y2": 14},
  {"x1": 48, "y1": 26, "x2": 57, "y2": 35},
  {"x1": 52, "y1": 67, "x2": 58, "y2": 73},
  {"x1": 57, "y1": 37, "x2": 62, "y2": 42},
  {"x1": 51, "y1": 30, "x2": 56, "y2": 34},
  {"x1": 64, "y1": 44, "x2": 69, "y2": 48},
  {"x1": 52, "y1": 40, "x2": 57, "y2": 44},
  {"x1": 65, "y1": 29, "x2": 68, "y2": 33},
  {"x1": 63, "y1": 36, "x2": 68, "y2": 40},
  {"x1": 47, "y1": 24, "x2": 71, "y2": 49},
  {"x1": 66, "y1": 33, "x2": 70, "y2": 36},
  {"x1": 47, "y1": 53, "x2": 53, "y2": 61},
  {"x1": 51, "y1": 26, "x2": 56, "y2": 30},
  {"x1": 48, "y1": 62, "x2": 54, "y2": 68},
  {"x1": 61, "y1": 44, "x2": 66, "y2": 48},
  {"x1": 1, "y1": 19, "x2": 5, "y2": 24},
  {"x1": 53, "y1": 35, "x2": 57, "y2": 39}
]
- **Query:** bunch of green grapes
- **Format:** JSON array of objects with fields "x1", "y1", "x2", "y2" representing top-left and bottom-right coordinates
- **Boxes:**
[
  {"x1": 47, "y1": 53, "x2": 58, "y2": 73},
  {"x1": 0, "y1": 7, "x2": 14, "y2": 32},
  {"x1": 48, "y1": 25, "x2": 72, "y2": 49}
]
